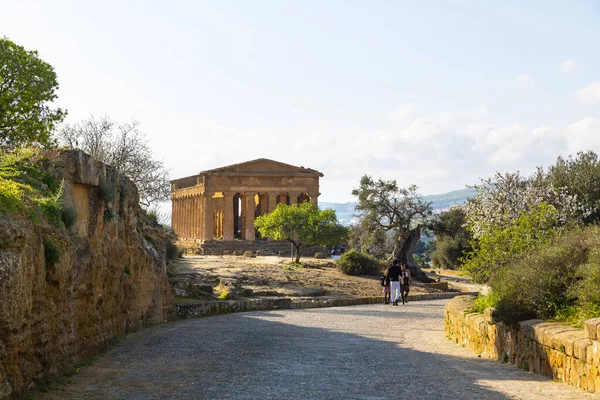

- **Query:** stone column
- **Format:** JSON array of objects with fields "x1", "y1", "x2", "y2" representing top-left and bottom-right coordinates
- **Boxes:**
[
  {"x1": 192, "y1": 195, "x2": 198, "y2": 240},
  {"x1": 202, "y1": 192, "x2": 214, "y2": 242},
  {"x1": 245, "y1": 193, "x2": 256, "y2": 241},
  {"x1": 309, "y1": 192, "x2": 319, "y2": 206},
  {"x1": 289, "y1": 192, "x2": 299, "y2": 205},
  {"x1": 222, "y1": 192, "x2": 235, "y2": 241},
  {"x1": 198, "y1": 194, "x2": 204, "y2": 241},
  {"x1": 268, "y1": 193, "x2": 278, "y2": 213},
  {"x1": 186, "y1": 197, "x2": 191, "y2": 238}
]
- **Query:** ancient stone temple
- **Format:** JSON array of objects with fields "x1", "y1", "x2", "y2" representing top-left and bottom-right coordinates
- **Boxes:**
[{"x1": 170, "y1": 159, "x2": 322, "y2": 243}]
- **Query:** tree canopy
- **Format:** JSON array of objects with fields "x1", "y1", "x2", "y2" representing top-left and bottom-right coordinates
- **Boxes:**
[
  {"x1": 428, "y1": 207, "x2": 471, "y2": 270},
  {"x1": 254, "y1": 202, "x2": 347, "y2": 263},
  {"x1": 0, "y1": 37, "x2": 65, "y2": 147},
  {"x1": 352, "y1": 175, "x2": 433, "y2": 281},
  {"x1": 57, "y1": 115, "x2": 170, "y2": 207}
]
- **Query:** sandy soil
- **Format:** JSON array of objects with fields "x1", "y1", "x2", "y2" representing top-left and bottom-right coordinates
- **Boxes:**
[{"x1": 168, "y1": 255, "x2": 482, "y2": 302}]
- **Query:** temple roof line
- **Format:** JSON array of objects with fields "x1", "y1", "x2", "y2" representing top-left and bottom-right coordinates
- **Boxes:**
[{"x1": 199, "y1": 158, "x2": 323, "y2": 176}]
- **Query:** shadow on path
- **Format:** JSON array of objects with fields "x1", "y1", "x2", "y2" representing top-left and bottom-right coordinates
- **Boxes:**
[{"x1": 39, "y1": 301, "x2": 597, "y2": 400}]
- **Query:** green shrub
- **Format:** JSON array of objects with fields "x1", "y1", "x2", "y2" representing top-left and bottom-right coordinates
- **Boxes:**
[
  {"x1": 60, "y1": 206, "x2": 77, "y2": 229},
  {"x1": 487, "y1": 225, "x2": 600, "y2": 323},
  {"x1": 314, "y1": 251, "x2": 328, "y2": 259},
  {"x1": 467, "y1": 293, "x2": 500, "y2": 314},
  {"x1": 166, "y1": 240, "x2": 183, "y2": 260},
  {"x1": 336, "y1": 249, "x2": 380, "y2": 276},
  {"x1": 462, "y1": 202, "x2": 561, "y2": 283},
  {"x1": 98, "y1": 180, "x2": 115, "y2": 202},
  {"x1": 44, "y1": 238, "x2": 60, "y2": 269},
  {"x1": 147, "y1": 209, "x2": 159, "y2": 224},
  {"x1": 103, "y1": 207, "x2": 116, "y2": 221}
]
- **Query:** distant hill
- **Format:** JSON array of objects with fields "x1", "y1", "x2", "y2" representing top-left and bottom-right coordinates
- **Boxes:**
[{"x1": 321, "y1": 187, "x2": 476, "y2": 226}]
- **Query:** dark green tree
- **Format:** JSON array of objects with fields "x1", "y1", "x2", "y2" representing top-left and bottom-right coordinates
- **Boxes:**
[
  {"x1": 254, "y1": 202, "x2": 348, "y2": 263},
  {"x1": 0, "y1": 38, "x2": 65, "y2": 147},
  {"x1": 428, "y1": 207, "x2": 471, "y2": 269}
]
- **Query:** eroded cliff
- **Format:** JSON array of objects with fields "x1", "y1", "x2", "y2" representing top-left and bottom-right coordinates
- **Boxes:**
[{"x1": 0, "y1": 150, "x2": 173, "y2": 398}]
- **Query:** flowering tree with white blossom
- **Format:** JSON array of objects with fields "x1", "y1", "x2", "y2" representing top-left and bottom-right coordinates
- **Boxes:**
[{"x1": 462, "y1": 171, "x2": 589, "y2": 282}]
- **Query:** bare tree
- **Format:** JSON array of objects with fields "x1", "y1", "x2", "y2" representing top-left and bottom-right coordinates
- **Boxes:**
[{"x1": 57, "y1": 115, "x2": 170, "y2": 207}]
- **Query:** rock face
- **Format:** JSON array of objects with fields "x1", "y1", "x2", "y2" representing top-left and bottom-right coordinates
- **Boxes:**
[{"x1": 0, "y1": 150, "x2": 173, "y2": 398}]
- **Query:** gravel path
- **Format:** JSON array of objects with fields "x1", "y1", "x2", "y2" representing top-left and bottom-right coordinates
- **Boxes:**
[{"x1": 40, "y1": 300, "x2": 598, "y2": 399}]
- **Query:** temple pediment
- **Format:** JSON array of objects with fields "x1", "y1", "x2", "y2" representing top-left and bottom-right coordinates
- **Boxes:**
[{"x1": 202, "y1": 158, "x2": 323, "y2": 176}]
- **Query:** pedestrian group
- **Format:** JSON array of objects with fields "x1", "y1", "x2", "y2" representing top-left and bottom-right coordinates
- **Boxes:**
[{"x1": 381, "y1": 259, "x2": 411, "y2": 306}]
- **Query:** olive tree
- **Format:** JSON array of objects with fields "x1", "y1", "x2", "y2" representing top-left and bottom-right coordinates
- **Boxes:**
[{"x1": 352, "y1": 175, "x2": 433, "y2": 282}]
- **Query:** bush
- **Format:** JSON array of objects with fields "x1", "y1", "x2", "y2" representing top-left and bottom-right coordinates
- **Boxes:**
[
  {"x1": 487, "y1": 225, "x2": 600, "y2": 323},
  {"x1": 103, "y1": 207, "x2": 116, "y2": 221},
  {"x1": 44, "y1": 238, "x2": 60, "y2": 269},
  {"x1": 314, "y1": 252, "x2": 328, "y2": 259},
  {"x1": 166, "y1": 239, "x2": 183, "y2": 260},
  {"x1": 431, "y1": 235, "x2": 468, "y2": 270},
  {"x1": 60, "y1": 206, "x2": 77, "y2": 229},
  {"x1": 98, "y1": 180, "x2": 115, "y2": 202},
  {"x1": 336, "y1": 249, "x2": 380, "y2": 276}
]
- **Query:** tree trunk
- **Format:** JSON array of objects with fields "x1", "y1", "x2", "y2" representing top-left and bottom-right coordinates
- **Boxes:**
[
  {"x1": 294, "y1": 242, "x2": 302, "y2": 263},
  {"x1": 393, "y1": 227, "x2": 433, "y2": 283}
]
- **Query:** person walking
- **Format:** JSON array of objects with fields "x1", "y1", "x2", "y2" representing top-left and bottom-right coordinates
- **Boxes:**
[
  {"x1": 386, "y1": 259, "x2": 401, "y2": 306},
  {"x1": 400, "y1": 263, "x2": 412, "y2": 304},
  {"x1": 381, "y1": 271, "x2": 391, "y2": 304}
]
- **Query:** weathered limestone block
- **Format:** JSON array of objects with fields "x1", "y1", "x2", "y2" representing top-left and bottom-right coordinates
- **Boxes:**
[
  {"x1": 584, "y1": 318, "x2": 600, "y2": 340},
  {"x1": 574, "y1": 338, "x2": 592, "y2": 362},
  {"x1": 551, "y1": 329, "x2": 584, "y2": 357}
]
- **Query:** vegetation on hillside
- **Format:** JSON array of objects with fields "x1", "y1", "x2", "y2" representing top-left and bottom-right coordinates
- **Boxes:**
[{"x1": 463, "y1": 151, "x2": 600, "y2": 325}]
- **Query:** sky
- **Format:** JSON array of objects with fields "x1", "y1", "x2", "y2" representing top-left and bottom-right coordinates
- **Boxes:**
[{"x1": 2, "y1": 0, "x2": 600, "y2": 204}]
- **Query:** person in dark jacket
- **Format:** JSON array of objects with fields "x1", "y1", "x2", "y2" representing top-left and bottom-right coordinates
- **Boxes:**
[
  {"x1": 385, "y1": 259, "x2": 401, "y2": 306},
  {"x1": 400, "y1": 263, "x2": 412, "y2": 304}
]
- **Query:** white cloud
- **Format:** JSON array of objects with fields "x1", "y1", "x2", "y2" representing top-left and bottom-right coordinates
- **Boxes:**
[
  {"x1": 560, "y1": 59, "x2": 576, "y2": 73},
  {"x1": 514, "y1": 74, "x2": 532, "y2": 87},
  {"x1": 567, "y1": 117, "x2": 600, "y2": 153},
  {"x1": 576, "y1": 82, "x2": 600, "y2": 105},
  {"x1": 389, "y1": 103, "x2": 417, "y2": 122}
]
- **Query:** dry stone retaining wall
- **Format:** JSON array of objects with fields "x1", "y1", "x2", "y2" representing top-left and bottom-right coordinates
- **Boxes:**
[
  {"x1": 196, "y1": 240, "x2": 326, "y2": 256},
  {"x1": 176, "y1": 292, "x2": 478, "y2": 318},
  {"x1": 445, "y1": 296, "x2": 600, "y2": 394}
]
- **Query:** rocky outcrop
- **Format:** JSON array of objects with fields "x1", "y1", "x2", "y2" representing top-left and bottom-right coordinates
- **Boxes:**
[{"x1": 0, "y1": 150, "x2": 173, "y2": 398}]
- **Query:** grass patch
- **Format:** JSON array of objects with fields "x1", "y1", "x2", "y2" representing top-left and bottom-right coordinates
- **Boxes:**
[{"x1": 467, "y1": 293, "x2": 499, "y2": 314}]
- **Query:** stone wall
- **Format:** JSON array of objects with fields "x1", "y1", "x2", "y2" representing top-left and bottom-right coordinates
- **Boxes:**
[
  {"x1": 195, "y1": 240, "x2": 326, "y2": 256},
  {"x1": 0, "y1": 150, "x2": 173, "y2": 399},
  {"x1": 444, "y1": 296, "x2": 600, "y2": 394},
  {"x1": 177, "y1": 291, "x2": 479, "y2": 318}
]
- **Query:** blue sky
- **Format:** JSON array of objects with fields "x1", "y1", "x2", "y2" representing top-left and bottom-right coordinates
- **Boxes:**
[{"x1": 2, "y1": 0, "x2": 599, "y2": 204}]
